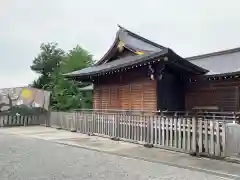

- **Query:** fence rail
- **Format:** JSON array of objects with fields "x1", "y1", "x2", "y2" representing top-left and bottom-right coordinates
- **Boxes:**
[{"x1": 49, "y1": 110, "x2": 230, "y2": 157}]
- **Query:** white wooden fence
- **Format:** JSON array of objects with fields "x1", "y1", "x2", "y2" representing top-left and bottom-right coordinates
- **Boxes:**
[
  {"x1": 226, "y1": 123, "x2": 240, "y2": 156},
  {"x1": 49, "y1": 111, "x2": 228, "y2": 157}
]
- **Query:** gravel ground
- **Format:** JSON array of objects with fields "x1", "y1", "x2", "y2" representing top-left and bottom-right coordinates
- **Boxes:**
[{"x1": 0, "y1": 133, "x2": 233, "y2": 180}]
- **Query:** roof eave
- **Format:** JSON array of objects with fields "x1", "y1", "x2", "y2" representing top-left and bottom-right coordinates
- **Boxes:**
[
  {"x1": 186, "y1": 47, "x2": 240, "y2": 61},
  {"x1": 168, "y1": 49, "x2": 209, "y2": 75},
  {"x1": 65, "y1": 49, "x2": 210, "y2": 79},
  {"x1": 95, "y1": 30, "x2": 121, "y2": 65},
  {"x1": 64, "y1": 50, "x2": 169, "y2": 78},
  {"x1": 205, "y1": 71, "x2": 240, "y2": 78},
  {"x1": 117, "y1": 25, "x2": 167, "y2": 49}
]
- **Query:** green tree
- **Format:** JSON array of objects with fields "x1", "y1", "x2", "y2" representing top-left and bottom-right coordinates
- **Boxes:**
[
  {"x1": 31, "y1": 43, "x2": 93, "y2": 111},
  {"x1": 51, "y1": 45, "x2": 94, "y2": 110},
  {"x1": 59, "y1": 45, "x2": 94, "y2": 74},
  {"x1": 30, "y1": 43, "x2": 65, "y2": 90},
  {"x1": 31, "y1": 42, "x2": 65, "y2": 75}
]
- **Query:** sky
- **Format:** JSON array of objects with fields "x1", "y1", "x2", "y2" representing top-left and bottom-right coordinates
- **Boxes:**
[{"x1": 1, "y1": 0, "x2": 240, "y2": 88}]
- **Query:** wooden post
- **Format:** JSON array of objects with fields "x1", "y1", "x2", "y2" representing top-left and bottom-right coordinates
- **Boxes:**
[
  {"x1": 174, "y1": 116, "x2": 177, "y2": 148},
  {"x1": 178, "y1": 117, "x2": 182, "y2": 149},
  {"x1": 166, "y1": 117, "x2": 169, "y2": 146},
  {"x1": 170, "y1": 117, "x2": 173, "y2": 147},
  {"x1": 134, "y1": 115, "x2": 137, "y2": 141},
  {"x1": 149, "y1": 116, "x2": 156, "y2": 144},
  {"x1": 204, "y1": 118, "x2": 209, "y2": 154},
  {"x1": 123, "y1": 113, "x2": 126, "y2": 139},
  {"x1": 221, "y1": 119, "x2": 227, "y2": 157},
  {"x1": 187, "y1": 117, "x2": 191, "y2": 152},
  {"x1": 84, "y1": 114, "x2": 87, "y2": 134},
  {"x1": 75, "y1": 112, "x2": 78, "y2": 132},
  {"x1": 162, "y1": 115, "x2": 165, "y2": 146},
  {"x1": 236, "y1": 87, "x2": 239, "y2": 111},
  {"x1": 0, "y1": 116, "x2": 3, "y2": 127},
  {"x1": 71, "y1": 113, "x2": 77, "y2": 132},
  {"x1": 147, "y1": 116, "x2": 151, "y2": 144},
  {"x1": 158, "y1": 115, "x2": 161, "y2": 145},
  {"x1": 140, "y1": 111, "x2": 144, "y2": 142},
  {"x1": 116, "y1": 113, "x2": 121, "y2": 138},
  {"x1": 59, "y1": 112, "x2": 62, "y2": 129},
  {"x1": 128, "y1": 114, "x2": 131, "y2": 139},
  {"x1": 215, "y1": 120, "x2": 220, "y2": 156},
  {"x1": 24, "y1": 116, "x2": 27, "y2": 127},
  {"x1": 143, "y1": 115, "x2": 153, "y2": 148},
  {"x1": 182, "y1": 117, "x2": 186, "y2": 150},
  {"x1": 210, "y1": 120, "x2": 215, "y2": 155},
  {"x1": 192, "y1": 117, "x2": 197, "y2": 153},
  {"x1": 154, "y1": 116, "x2": 157, "y2": 145},
  {"x1": 198, "y1": 118, "x2": 203, "y2": 153}
]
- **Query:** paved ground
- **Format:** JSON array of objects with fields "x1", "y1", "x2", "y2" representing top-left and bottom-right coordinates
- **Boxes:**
[{"x1": 0, "y1": 127, "x2": 239, "y2": 180}]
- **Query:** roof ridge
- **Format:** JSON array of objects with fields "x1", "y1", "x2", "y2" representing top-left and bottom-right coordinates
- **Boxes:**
[
  {"x1": 117, "y1": 25, "x2": 167, "y2": 49},
  {"x1": 96, "y1": 25, "x2": 167, "y2": 65},
  {"x1": 186, "y1": 47, "x2": 240, "y2": 60}
]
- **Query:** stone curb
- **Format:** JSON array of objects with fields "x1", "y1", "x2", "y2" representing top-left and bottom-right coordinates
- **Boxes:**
[
  {"x1": 54, "y1": 140, "x2": 240, "y2": 179},
  {"x1": 189, "y1": 153, "x2": 240, "y2": 165}
]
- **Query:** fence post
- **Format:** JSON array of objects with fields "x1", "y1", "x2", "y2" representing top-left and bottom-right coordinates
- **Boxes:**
[
  {"x1": 151, "y1": 116, "x2": 154, "y2": 144},
  {"x1": 222, "y1": 119, "x2": 227, "y2": 157},
  {"x1": 70, "y1": 112, "x2": 77, "y2": 132},
  {"x1": 144, "y1": 116, "x2": 153, "y2": 148},
  {"x1": 0, "y1": 115, "x2": 3, "y2": 127},
  {"x1": 88, "y1": 111, "x2": 94, "y2": 135},
  {"x1": 58, "y1": 112, "x2": 62, "y2": 129},
  {"x1": 113, "y1": 114, "x2": 116, "y2": 137},
  {"x1": 110, "y1": 113, "x2": 120, "y2": 141},
  {"x1": 46, "y1": 111, "x2": 51, "y2": 127},
  {"x1": 23, "y1": 116, "x2": 26, "y2": 126},
  {"x1": 191, "y1": 117, "x2": 197, "y2": 154}
]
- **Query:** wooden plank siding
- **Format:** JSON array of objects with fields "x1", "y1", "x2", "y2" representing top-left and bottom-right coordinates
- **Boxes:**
[
  {"x1": 93, "y1": 78, "x2": 156, "y2": 110},
  {"x1": 186, "y1": 78, "x2": 240, "y2": 111},
  {"x1": 92, "y1": 68, "x2": 156, "y2": 111}
]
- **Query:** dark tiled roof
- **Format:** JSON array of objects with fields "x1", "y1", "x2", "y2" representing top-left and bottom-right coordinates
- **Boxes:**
[
  {"x1": 65, "y1": 50, "x2": 167, "y2": 77},
  {"x1": 67, "y1": 25, "x2": 240, "y2": 78},
  {"x1": 187, "y1": 47, "x2": 240, "y2": 75},
  {"x1": 96, "y1": 25, "x2": 166, "y2": 65},
  {"x1": 118, "y1": 25, "x2": 166, "y2": 50},
  {"x1": 65, "y1": 49, "x2": 207, "y2": 77}
]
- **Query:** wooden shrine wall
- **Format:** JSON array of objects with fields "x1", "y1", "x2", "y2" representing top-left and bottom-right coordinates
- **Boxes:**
[
  {"x1": 185, "y1": 78, "x2": 240, "y2": 111},
  {"x1": 92, "y1": 68, "x2": 156, "y2": 111}
]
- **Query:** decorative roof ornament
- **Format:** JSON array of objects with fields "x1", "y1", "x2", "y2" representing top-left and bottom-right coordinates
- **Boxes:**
[
  {"x1": 150, "y1": 74, "x2": 154, "y2": 80},
  {"x1": 148, "y1": 65, "x2": 155, "y2": 80},
  {"x1": 117, "y1": 40, "x2": 124, "y2": 52},
  {"x1": 164, "y1": 57, "x2": 168, "y2": 61},
  {"x1": 135, "y1": 51, "x2": 144, "y2": 55}
]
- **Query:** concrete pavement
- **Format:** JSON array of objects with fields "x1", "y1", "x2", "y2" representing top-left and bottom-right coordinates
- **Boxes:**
[{"x1": 1, "y1": 126, "x2": 240, "y2": 179}]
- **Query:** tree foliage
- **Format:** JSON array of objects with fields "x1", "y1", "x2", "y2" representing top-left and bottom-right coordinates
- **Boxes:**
[
  {"x1": 31, "y1": 43, "x2": 65, "y2": 75},
  {"x1": 30, "y1": 43, "x2": 93, "y2": 111},
  {"x1": 59, "y1": 45, "x2": 94, "y2": 74},
  {"x1": 30, "y1": 43, "x2": 65, "y2": 90}
]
